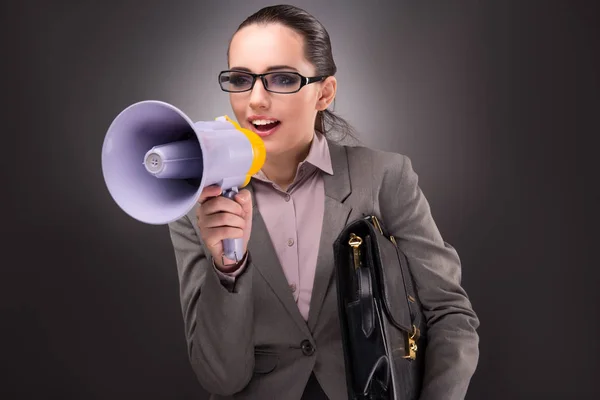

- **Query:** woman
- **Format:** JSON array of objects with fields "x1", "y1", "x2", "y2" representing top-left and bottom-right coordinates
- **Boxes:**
[{"x1": 167, "y1": 4, "x2": 480, "y2": 400}]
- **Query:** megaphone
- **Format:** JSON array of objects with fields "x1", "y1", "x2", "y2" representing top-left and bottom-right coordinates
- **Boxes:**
[{"x1": 101, "y1": 100, "x2": 266, "y2": 262}]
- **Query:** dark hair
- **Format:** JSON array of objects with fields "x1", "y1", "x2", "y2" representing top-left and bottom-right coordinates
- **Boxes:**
[{"x1": 228, "y1": 4, "x2": 358, "y2": 142}]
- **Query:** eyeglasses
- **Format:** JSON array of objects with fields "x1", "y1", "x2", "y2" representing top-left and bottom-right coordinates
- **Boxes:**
[{"x1": 218, "y1": 70, "x2": 327, "y2": 94}]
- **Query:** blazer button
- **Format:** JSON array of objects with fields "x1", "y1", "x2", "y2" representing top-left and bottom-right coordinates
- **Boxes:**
[{"x1": 301, "y1": 340, "x2": 315, "y2": 356}]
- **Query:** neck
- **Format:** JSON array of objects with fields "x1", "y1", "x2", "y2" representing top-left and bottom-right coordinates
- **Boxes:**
[{"x1": 262, "y1": 135, "x2": 313, "y2": 191}]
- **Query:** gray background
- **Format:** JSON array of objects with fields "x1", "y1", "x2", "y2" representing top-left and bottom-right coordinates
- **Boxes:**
[{"x1": 2, "y1": 0, "x2": 597, "y2": 399}]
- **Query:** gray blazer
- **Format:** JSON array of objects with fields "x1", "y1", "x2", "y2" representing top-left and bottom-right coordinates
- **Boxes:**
[{"x1": 167, "y1": 140, "x2": 480, "y2": 400}]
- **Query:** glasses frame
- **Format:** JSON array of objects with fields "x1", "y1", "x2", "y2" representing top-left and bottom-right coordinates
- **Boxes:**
[{"x1": 218, "y1": 70, "x2": 328, "y2": 94}]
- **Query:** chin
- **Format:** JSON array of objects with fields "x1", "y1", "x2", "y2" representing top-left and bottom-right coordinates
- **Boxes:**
[{"x1": 263, "y1": 140, "x2": 282, "y2": 156}]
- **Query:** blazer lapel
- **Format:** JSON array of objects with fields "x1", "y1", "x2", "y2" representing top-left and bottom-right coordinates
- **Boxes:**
[
  {"x1": 245, "y1": 183, "x2": 313, "y2": 338},
  {"x1": 307, "y1": 140, "x2": 359, "y2": 332}
]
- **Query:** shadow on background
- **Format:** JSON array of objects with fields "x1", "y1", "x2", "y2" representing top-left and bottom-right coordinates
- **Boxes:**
[{"x1": 1, "y1": 0, "x2": 597, "y2": 399}]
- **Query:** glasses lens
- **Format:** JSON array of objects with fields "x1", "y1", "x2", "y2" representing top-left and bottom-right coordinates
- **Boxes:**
[
  {"x1": 220, "y1": 71, "x2": 253, "y2": 92},
  {"x1": 265, "y1": 72, "x2": 302, "y2": 93}
]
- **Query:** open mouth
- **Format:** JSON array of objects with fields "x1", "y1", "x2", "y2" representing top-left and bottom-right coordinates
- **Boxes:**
[{"x1": 250, "y1": 119, "x2": 281, "y2": 133}]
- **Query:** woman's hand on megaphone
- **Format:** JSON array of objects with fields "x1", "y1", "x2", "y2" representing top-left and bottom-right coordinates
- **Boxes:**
[{"x1": 196, "y1": 185, "x2": 253, "y2": 272}]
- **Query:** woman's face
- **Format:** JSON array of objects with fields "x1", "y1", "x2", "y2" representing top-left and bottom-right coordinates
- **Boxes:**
[{"x1": 227, "y1": 23, "x2": 335, "y2": 158}]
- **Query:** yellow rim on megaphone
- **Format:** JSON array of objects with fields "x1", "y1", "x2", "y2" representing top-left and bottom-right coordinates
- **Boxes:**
[{"x1": 222, "y1": 115, "x2": 266, "y2": 187}]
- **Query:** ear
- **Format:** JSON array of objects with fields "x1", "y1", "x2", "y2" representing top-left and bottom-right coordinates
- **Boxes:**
[{"x1": 315, "y1": 76, "x2": 337, "y2": 111}]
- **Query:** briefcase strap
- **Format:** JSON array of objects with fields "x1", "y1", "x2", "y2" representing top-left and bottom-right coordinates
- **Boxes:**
[{"x1": 364, "y1": 215, "x2": 424, "y2": 352}]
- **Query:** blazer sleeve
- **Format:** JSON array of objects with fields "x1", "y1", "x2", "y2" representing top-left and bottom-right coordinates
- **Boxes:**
[
  {"x1": 167, "y1": 213, "x2": 255, "y2": 396},
  {"x1": 377, "y1": 154, "x2": 480, "y2": 400}
]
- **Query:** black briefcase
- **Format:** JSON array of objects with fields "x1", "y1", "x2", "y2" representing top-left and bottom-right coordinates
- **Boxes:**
[{"x1": 333, "y1": 215, "x2": 427, "y2": 400}]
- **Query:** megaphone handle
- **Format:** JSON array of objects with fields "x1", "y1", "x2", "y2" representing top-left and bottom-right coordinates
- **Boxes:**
[{"x1": 221, "y1": 187, "x2": 245, "y2": 263}]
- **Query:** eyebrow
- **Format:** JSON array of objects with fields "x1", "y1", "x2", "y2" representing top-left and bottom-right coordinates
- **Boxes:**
[{"x1": 229, "y1": 65, "x2": 299, "y2": 73}]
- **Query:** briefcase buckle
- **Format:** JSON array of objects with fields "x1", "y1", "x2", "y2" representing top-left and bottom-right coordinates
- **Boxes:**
[{"x1": 403, "y1": 325, "x2": 420, "y2": 360}]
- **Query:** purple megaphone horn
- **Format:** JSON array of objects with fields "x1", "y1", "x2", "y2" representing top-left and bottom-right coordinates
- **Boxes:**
[{"x1": 101, "y1": 100, "x2": 266, "y2": 262}]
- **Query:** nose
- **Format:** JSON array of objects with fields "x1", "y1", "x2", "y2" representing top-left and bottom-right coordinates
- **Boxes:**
[{"x1": 248, "y1": 77, "x2": 270, "y2": 110}]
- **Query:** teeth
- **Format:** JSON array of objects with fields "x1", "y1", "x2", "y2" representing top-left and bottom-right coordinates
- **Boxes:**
[{"x1": 252, "y1": 119, "x2": 278, "y2": 126}]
